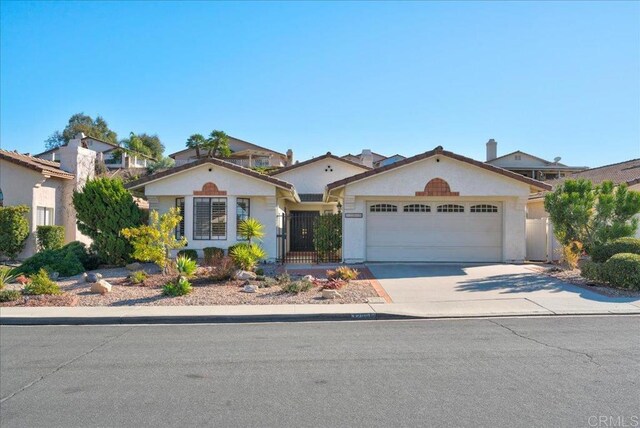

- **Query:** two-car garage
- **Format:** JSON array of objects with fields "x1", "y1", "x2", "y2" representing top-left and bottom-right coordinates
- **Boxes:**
[{"x1": 365, "y1": 201, "x2": 503, "y2": 262}]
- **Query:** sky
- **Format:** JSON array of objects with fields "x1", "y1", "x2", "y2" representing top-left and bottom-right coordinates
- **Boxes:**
[{"x1": 1, "y1": 1, "x2": 639, "y2": 167}]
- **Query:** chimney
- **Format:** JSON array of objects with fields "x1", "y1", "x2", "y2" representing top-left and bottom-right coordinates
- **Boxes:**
[
  {"x1": 360, "y1": 149, "x2": 373, "y2": 168},
  {"x1": 286, "y1": 149, "x2": 294, "y2": 166},
  {"x1": 486, "y1": 139, "x2": 497, "y2": 161}
]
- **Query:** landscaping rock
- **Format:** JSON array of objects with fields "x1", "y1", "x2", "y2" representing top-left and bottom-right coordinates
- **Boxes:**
[
  {"x1": 126, "y1": 262, "x2": 142, "y2": 271},
  {"x1": 82, "y1": 272, "x2": 88, "y2": 282},
  {"x1": 90, "y1": 280, "x2": 112, "y2": 295},
  {"x1": 86, "y1": 273, "x2": 102, "y2": 283},
  {"x1": 49, "y1": 272, "x2": 59, "y2": 280},
  {"x1": 322, "y1": 289, "x2": 342, "y2": 299},
  {"x1": 243, "y1": 284, "x2": 258, "y2": 293},
  {"x1": 234, "y1": 270, "x2": 257, "y2": 280},
  {"x1": 303, "y1": 275, "x2": 315, "y2": 282}
]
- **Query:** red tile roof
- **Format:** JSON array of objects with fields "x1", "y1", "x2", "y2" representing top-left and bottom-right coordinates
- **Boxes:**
[{"x1": 0, "y1": 149, "x2": 74, "y2": 179}]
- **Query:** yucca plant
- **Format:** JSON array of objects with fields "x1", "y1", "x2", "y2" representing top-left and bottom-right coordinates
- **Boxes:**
[
  {"x1": 175, "y1": 255, "x2": 197, "y2": 277},
  {"x1": 237, "y1": 218, "x2": 265, "y2": 245},
  {"x1": 0, "y1": 266, "x2": 17, "y2": 290},
  {"x1": 230, "y1": 243, "x2": 267, "y2": 271}
]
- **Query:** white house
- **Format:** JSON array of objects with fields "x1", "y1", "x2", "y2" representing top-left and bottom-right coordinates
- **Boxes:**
[
  {"x1": 0, "y1": 136, "x2": 96, "y2": 259},
  {"x1": 126, "y1": 146, "x2": 551, "y2": 263}
]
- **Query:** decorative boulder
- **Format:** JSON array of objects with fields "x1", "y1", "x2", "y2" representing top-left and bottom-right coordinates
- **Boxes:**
[
  {"x1": 49, "y1": 272, "x2": 59, "y2": 280},
  {"x1": 243, "y1": 284, "x2": 258, "y2": 293},
  {"x1": 90, "y1": 280, "x2": 112, "y2": 295},
  {"x1": 234, "y1": 270, "x2": 257, "y2": 280},
  {"x1": 86, "y1": 273, "x2": 102, "y2": 283},
  {"x1": 302, "y1": 275, "x2": 314, "y2": 282},
  {"x1": 126, "y1": 262, "x2": 142, "y2": 271},
  {"x1": 322, "y1": 289, "x2": 341, "y2": 300}
]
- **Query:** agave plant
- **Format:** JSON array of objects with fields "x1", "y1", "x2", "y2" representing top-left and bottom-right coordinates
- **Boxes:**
[
  {"x1": 230, "y1": 243, "x2": 267, "y2": 271},
  {"x1": 175, "y1": 255, "x2": 197, "y2": 277},
  {"x1": 0, "y1": 266, "x2": 18, "y2": 290}
]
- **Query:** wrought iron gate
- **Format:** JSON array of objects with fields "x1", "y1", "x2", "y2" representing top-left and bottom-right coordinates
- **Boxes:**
[{"x1": 276, "y1": 212, "x2": 342, "y2": 263}]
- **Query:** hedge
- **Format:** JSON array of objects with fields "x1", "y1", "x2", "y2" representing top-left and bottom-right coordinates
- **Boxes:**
[
  {"x1": 0, "y1": 205, "x2": 30, "y2": 259},
  {"x1": 590, "y1": 237, "x2": 640, "y2": 263},
  {"x1": 177, "y1": 249, "x2": 198, "y2": 261},
  {"x1": 36, "y1": 225, "x2": 65, "y2": 251},
  {"x1": 601, "y1": 253, "x2": 640, "y2": 291},
  {"x1": 203, "y1": 247, "x2": 224, "y2": 265},
  {"x1": 580, "y1": 261, "x2": 602, "y2": 282}
]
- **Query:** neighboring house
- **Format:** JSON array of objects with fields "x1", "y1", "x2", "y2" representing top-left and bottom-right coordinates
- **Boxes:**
[
  {"x1": 36, "y1": 135, "x2": 154, "y2": 169},
  {"x1": 341, "y1": 150, "x2": 405, "y2": 168},
  {"x1": 169, "y1": 136, "x2": 293, "y2": 168},
  {"x1": 484, "y1": 139, "x2": 586, "y2": 180},
  {"x1": 126, "y1": 146, "x2": 550, "y2": 263},
  {"x1": 0, "y1": 136, "x2": 96, "y2": 259}
]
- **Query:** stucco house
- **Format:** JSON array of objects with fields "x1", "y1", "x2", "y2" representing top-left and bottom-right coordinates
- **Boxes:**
[
  {"x1": 126, "y1": 146, "x2": 551, "y2": 264},
  {"x1": 169, "y1": 135, "x2": 293, "y2": 169},
  {"x1": 0, "y1": 135, "x2": 96, "y2": 259}
]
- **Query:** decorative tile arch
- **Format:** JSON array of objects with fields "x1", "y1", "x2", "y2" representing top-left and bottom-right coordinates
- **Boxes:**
[
  {"x1": 415, "y1": 178, "x2": 459, "y2": 197},
  {"x1": 193, "y1": 182, "x2": 227, "y2": 196}
]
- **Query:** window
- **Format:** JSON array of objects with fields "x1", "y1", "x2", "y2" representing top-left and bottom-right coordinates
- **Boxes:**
[
  {"x1": 36, "y1": 207, "x2": 54, "y2": 225},
  {"x1": 470, "y1": 204, "x2": 498, "y2": 213},
  {"x1": 437, "y1": 204, "x2": 464, "y2": 213},
  {"x1": 175, "y1": 198, "x2": 185, "y2": 239},
  {"x1": 369, "y1": 204, "x2": 397, "y2": 213},
  {"x1": 403, "y1": 204, "x2": 431, "y2": 213},
  {"x1": 193, "y1": 197, "x2": 227, "y2": 240},
  {"x1": 515, "y1": 155, "x2": 522, "y2": 160},
  {"x1": 236, "y1": 198, "x2": 250, "y2": 240}
]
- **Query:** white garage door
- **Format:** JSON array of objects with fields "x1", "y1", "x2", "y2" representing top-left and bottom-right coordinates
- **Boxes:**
[{"x1": 366, "y1": 202, "x2": 503, "y2": 262}]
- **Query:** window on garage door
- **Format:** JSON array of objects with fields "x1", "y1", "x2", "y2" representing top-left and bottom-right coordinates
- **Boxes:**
[
  {"x1": 437, "y1": 204, "x2": 464, "y2": 213},
  {"x1": 403, "y1": 204, "x2": 430, "y2": 213},
  {"x1": 470, "y1": 204, "x2": 498, "y2": 213},
  {"x1": 370, "y1": 204, "x2": 397, "y2": 212}
]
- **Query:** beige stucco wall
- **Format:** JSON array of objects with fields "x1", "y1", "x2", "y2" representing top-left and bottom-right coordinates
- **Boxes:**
[
  {"x1": 338, "y1": 155, "x2": 531, "y2": 263},
  {"x1": 273, "y1": 158, "x2": 367, "y2": 194},
  {"x1": 526, "y1": 199, "x2": 547, "y2": 219}
]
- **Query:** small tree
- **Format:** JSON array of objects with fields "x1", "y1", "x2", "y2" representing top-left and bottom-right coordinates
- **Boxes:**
[
  {"x1": 186, "y1": 133, "x2": 206, "y2": 158},
  {"x1": 73, "y1": 177, "x2": 144, "y2": 265},
  {"x1": 237, "y1": 218, "x2": 265, "y2": 245},
  {"x1": 313, "y1": 214, "x2": 342, "y2": 262},
  {"x1": 0, "y1": 205, "x2": 30, "y2": 259},
  {"x1": 121, "y1": 208, "x2": 187, "y2": 273},
  {"x1": 205, "y1": 130, "x2": 231, "y2": 158},
  {"x1": 545, "y1": 179, "x2": 640, "y2": 260}
]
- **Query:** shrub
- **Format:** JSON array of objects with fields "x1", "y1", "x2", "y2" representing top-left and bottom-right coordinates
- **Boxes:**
[
  {"x1": 177, "y1": 249, "x2": 198, "y2": 262},
  {"x1": 580, "y1": 261, "x2": 603, "y2": 282},
  {"x1": 203, "y1": 247, "x2": 224, "y2": 265},
  {"x1": 0, "y1": 205, "x2": 30, "y2": 259},
  {"x1": 129, "y1": 270, "x2": 147, "y2": 284},
  {"x1": 561, "y1": 242, "x2": 583, "y2": 269},
  {"x1": 590, "y1": 237, "x2": 640, "y2": 263},
  {"x1": 0, "y1": 289, "x2": 21, "y2": 302},
  {"x1": 73, "y1": 177, "x2": 145, "y2": 265},
  {"x1": 17, "y1": 241, "x2": 94, "y2": 277},
  {"x1": 0, "y1": 266, "x2": 17, "y2": 290},
  {"x1": 313, "y1": 214, "x2": 342, "y2": 262},
  {"x1": 230, "y1": 243, "x2": 267, "y2": 271},
  {"x1": 23, "y1": 268, "x2": 62, "y2": 295},
  {"x1": 36, "y1": 225, "x2": 65, "y2": 251},
  {"x1": 321, "y1": 279, "x2": 347, "y2": 290},
  {"x1": 600, "y1": 253, "x2": 640, "y2": 290},
  {"x1": 280, "y1": 279, "x2": 313, "y2": 294},
  {"x1": 327, "y1": 266, "x2": 359, "y2": 282},
  {"x1": 162, "y1": 276, "x2": 192, "y2": 296},
  {"x1": 176, "y1": 255, "x2": 197, "y2": 277},
  {"x1": 209, "y1": 256, "x2": 236, "y2": 281},
  {"x1": 237, "y1": 218, "x2": 265, "y2": 244}
]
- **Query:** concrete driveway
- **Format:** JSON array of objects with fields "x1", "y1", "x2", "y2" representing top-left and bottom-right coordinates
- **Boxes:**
[{"x1": 367, "y1": 263, "x2": 640, "y2": 317}]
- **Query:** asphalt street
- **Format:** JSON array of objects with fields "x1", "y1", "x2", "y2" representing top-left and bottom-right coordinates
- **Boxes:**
[{"x1": 1, "y1": 316, "x2": 639, "y2": 428}]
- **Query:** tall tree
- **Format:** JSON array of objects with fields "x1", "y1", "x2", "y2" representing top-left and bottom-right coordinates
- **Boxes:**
[
  {"x1": 121, "y1": 132, "x2": 164, "y2": 159},
  {"x1": 185, "y1": 133, "x2": 207, "y2": 158},
  {"x1": 205, "y1": 130, "x2": 232, "y2": 158},
  {"x1": 45, "y1": 113, "x2": 118, "y2": 149}
]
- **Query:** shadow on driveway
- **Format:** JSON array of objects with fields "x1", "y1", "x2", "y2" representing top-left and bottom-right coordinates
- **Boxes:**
[{"x1": 366, "y1": 263, "x2": 489, "y2": 279}]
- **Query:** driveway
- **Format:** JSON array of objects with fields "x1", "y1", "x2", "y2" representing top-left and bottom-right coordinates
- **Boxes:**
[{"x1": 367, "y1": 263, "x2": 640, "y2": 317}]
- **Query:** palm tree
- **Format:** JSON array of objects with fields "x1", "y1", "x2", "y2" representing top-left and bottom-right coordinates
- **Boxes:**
[
  {"x1": 205, "y1": 130, "x2": 232, "y2": 158},
  {"x1": 186, "y1": 134, "x2": 206, "y2": 158}
]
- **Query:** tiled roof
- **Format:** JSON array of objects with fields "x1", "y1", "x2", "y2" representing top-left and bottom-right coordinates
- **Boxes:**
[
  {"x1": 270, "y1": 152, "x2": 370, "y2": 176},
  {"x1": 0, "y1": 149, "x2": 74, "y2": 179}
]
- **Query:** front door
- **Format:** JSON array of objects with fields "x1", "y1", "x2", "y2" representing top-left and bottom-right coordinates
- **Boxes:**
[{"x1": 289, "y1": 211, "x2": 320, "y2": 251}]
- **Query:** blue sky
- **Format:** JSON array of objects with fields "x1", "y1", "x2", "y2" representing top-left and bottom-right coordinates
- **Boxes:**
[{"x1": 1, "y1": 1, "x2": 638, "y2": 167}]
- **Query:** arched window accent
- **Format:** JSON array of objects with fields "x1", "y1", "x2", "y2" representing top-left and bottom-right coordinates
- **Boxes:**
[
  {"x1": 370, "y1": 204, "x2": 398, "y2": 213},
  {"x1": 415, "y1": 178, "x2": 460, "y2": 196},
  {"x1": 437, "y1": 204, "x2": 464, "y2": 213},
  {"x1": 403, "y1": 204, "x2": 431, "y2": 213},
  {"x1": 470, "y1": 204, "x2": 498, "y2": 213}
]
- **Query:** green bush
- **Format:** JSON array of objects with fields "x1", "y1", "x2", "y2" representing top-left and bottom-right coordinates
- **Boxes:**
[
  {"x1": 73, "y1": 177, "x2": 144, "y2": 265},
  {"x1": 580, "y1": 261, "x2": 603, "y2": 282},
  {"x1": 601, "y1": 253, "x2": 640, "y2": 290},
  {"x1": 590, "y1": 237, "x2": 640, "y2": 263},
  {"x1": 17, "y1": 241, "x2": 96, "y2": 277},
  {"x1": 313, "y1": 214, "x2": 342, "y2": 262},
  {"x1": 23, "y1": 268, "x2": 62, "y2": 295},
  {"x1": 129, "y1": 270, "x2": 147, "y2": 284},
  {"x1": 162, "y1": 276, "x2": 192, "y2": 296},
  {"x1": 227, "y1": 244, "x2": 242, "y2": 256},
  {"x1": 36, "y1": 225, "x2": 65, "y2": 251},
  {"x1": 177, "y1": 249, "x2": 198, "y2": 261},
  {"x1": 0, "y1": 290, "x2": 21, "y2": 302},
  {"x1": 327, "y1": 266, "x2": 359, "y2": 282},
  {"x1": 280, "y1": 279, "x2": 313, "y2": 294},
  {"x1": 230, "y1": 243, "x2": 267, "y2": 271},
  {"x1": 0, "y1": 205, "x2": 30, "y2": 259},
  {"x1": 0, "y1": 266, "x2": 18, "y2": 290},
  {"x1": 203, "y1": 247, "x2": 224, "y2": 265},
  {"x1": 176, "y1": 255, "x2": 197, "y2": 277}
]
